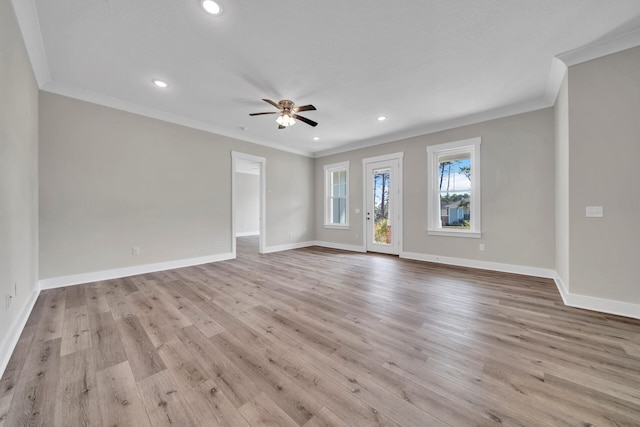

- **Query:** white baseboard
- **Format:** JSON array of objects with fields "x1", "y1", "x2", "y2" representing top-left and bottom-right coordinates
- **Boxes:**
[
  {"x1": 400, "y1": 251, "x2": 556, "y2": 278},
  {"x1": 312, "y1": 241, "x2": 366, "y2": 253},
  {"x1": 553, "y1": 273, "x2": 640, "y2": 320},
  {"x1": 236, "y1": 231, "x2": 260, "y2": 237},
  {"x1": 400, "y1": 251, "x2": 640, "y2": 320},
  {"x1": 0, "y1": 288, "x2": 40, "y2": 379},
  {"x1": 262, "y1": 241, "x2": 315, "y2": 254},
  {"x1": 39, "y1": 252, "x2": 235, "y2": 290}
]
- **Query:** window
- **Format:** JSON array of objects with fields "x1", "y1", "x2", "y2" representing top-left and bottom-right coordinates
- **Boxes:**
[
  {"x1": 324, "y1": 161, "x2": 349, "y2": 228},
  {"x1": 427, "y1": 137, "x2": 481, "y2": 238}
]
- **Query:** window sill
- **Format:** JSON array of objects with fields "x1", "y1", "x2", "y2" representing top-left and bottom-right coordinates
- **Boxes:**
[
  {"x1": 427, "y1": 229, "x2": 481, "y2": 239},
  {"x1": 324, "y1": 224, "x2": 350, "y2": 230}
]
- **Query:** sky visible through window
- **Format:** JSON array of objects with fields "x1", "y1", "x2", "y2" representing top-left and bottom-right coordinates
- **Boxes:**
[{"x1": 439, "y1": 158, "x2": 470, "y2": 195}]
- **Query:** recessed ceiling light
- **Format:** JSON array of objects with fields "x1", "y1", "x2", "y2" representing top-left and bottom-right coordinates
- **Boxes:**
[
  {"x1": 377, "y1": 116, "x2": 386, "y2": 121},
  {"x1": 202, "y1": 0, "x2": 222, "y2": 15},
  {"x1": 313, "y1": 136, "x2": 320, "y2": 141},
  {"x1": 152, "y1": 79, "x2": 168, "y2": 88}
]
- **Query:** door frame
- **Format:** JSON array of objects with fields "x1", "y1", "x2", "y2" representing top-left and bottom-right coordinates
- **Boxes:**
[
  {"x1": 362, "y1": 152, "x2": 403, "y2": 255},
  {"x1": 231, "y1": 151, "x2": 266, "y2": 255}
]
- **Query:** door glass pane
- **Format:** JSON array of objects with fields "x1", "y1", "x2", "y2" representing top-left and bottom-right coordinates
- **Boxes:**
[{"x1": 373, "y1": 168, "x2": 391, "y2": 245}]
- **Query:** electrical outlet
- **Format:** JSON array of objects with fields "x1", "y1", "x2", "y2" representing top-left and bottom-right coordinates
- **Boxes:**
[
  {"x1": 132, "y1": 246, "x2": 140, "y2": 255},
  {"x1": 479, "y1": 244, "x2": 485, "y2": 251},
  {"x1": 5, "y1": 294, "x2": 12, "y2": 308}
]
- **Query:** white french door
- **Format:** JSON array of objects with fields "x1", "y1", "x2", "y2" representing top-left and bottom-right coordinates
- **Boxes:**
[{"x1": 363, "y1": 153, "x2": 403, "y2": 255}]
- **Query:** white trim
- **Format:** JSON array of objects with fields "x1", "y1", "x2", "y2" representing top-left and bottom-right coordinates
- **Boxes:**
[
  {"x1": 39, "y1": 253, "x2": 234, "y2": 290},
  {"x1": 312, "y1": 241, "x2": 366, "y2": 253},
  {"x1": 324, "y1": 161, "x2": 350, "y2": 227},
  {"x1": 361, "y1": 152, "x2": 404, "y2": 164},
  {"x1": 42, "y1": 82, "x2": 313, "y2": 157},
  {"x1": 236, "y1": 231, "x2": 260, "y2": 237},
  {"x1": 400, "y1": 251, "x2": 556, "y2": 279},
  {"x1": 545, "y1": 57, "x2": 568, "y2": 105},
  {"x1": 232, "y1": 152, "x2": 266, "y2": 255},
  {"x1": 427, "y1": 137, "x2": 481, "y2": 237},
  {"x1": 10, "y1": 0, "x2": 51, "y2": 87},
  {"x1": 0, "y1": 288, "x2": 40, "y2": 379},
  {"x1": 262, "y1": 241, "x2": 315, "y2": 254},
  {"x1": 362, "y1": 153, "x2": 404, "y2": 255},
  {"x1": 558, "y1": 28, "x2": 640, "y2": 67},
  {"x1": 427, "y1": 230, "x2": 481, "y2": 239},
  {"x1": 553, "y1": 274, "x2": 640, "y2": 320},
  {"x1": 323, "y1": 225, "x2": 350, "y2": 230}
]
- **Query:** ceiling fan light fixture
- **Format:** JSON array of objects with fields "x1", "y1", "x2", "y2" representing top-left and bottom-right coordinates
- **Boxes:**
[
  {"x1": 276, "y1": 113, "x2": 295, "y2": 127},
  {"x1": 202, "y1": 0, "x2": 222, "y2": 15}
]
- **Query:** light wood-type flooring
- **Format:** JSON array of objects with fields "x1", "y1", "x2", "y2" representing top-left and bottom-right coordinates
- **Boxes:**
[{"x1": 2, "y1": 237, "x2": 640, "y2": 426}]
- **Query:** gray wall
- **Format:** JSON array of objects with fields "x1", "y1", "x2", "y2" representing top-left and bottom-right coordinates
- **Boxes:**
[
  {"x1": 567, "y1": 46, "x2": 640, "y2": 303},
  {"x1": 235, "y1": 172, "x2": 260, "y2": 235},
  {"x1": 0, "y1": 0, "x2": 39, "y2": 360},
  {"x1": 39, "y1": 92, "x2": 314, "y2": 279},
  {"x1": 316, "y1": 108, "x2": 556, "y2": 269},
  {"x1": 555, "y1": 73, "x2": 570, "y2": 289}
]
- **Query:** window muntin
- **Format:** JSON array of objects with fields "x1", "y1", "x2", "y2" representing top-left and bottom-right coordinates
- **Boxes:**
[
  {"x1": 324, "y1": 162, "x2": 349, "y2": 228},
  {"x1": 427, "y1": 138, "x2": 481, "y2": 237}
]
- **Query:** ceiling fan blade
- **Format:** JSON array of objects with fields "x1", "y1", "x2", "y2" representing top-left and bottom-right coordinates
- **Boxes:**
[
  {"x1": 262, "y1": 99, "x2": 281, "y2": 109},
  {"x1": 278, "y1": 125, "x2": 286, "y2": 130},
  {"x1": 293, "y1": 114, "x2": 318, "y2": 127},
  {"x1": 249, "y1": 112, "x2": 278, "y2": 116},
  {"x1": 293, "y1": 104, "x2": 316, "y2": 113}
]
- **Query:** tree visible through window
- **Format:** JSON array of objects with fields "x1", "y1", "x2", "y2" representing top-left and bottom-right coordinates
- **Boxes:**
[
  {"x1": 427, "y1": 138, "x2": 481, "y2": 237},
  {"x1": 373, "y1": 168, "x2": 390, "y2": 244},
  {"x1": 438, "y1": 156, "x2": 471, "y2": 229}
]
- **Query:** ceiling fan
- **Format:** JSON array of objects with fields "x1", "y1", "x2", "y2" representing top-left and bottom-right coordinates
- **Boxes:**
[{"x1": 249, "y1": 99, "x2": 317, "y2": 129}]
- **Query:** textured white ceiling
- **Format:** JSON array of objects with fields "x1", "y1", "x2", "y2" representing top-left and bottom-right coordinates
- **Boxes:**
[{"x1": 16, "y1": 0, "x2": 640, "y2": 156}]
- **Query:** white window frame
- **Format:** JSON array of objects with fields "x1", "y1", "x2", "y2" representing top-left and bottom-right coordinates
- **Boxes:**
[
  {"x1": 324, "y1": 161, "x2": 350, "y2": 229},
  {"x1": 427, "y1": 137, "x2": 481, "y2": 238}
]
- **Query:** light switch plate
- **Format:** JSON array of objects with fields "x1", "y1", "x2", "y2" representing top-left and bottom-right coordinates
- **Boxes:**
[{"x1": 585, "y1": 206, "x2": 603, "y2": 218}]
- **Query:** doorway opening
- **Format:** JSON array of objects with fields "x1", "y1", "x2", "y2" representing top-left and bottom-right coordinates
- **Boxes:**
[
  {"x1": 232, "y1": 152, "x2": 266, "y2": 256},
  {"x1": 363, "y1": 153, "x2": 403, "y2": 255}
]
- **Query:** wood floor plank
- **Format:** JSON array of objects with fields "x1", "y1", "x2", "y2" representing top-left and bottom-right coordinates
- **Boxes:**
[
  {"x1": 64, "y1": 285, "x2": 87, "y2": 309},
  {"x1": 95, "y1": 361, "x2": 151, "y2": 427},
  {"x1": 100, "y1": 280, "x2": 134, "y2": 320},
  {"x1": 0, "y1": 394, "x2": 11, "y2": 427},
  {"x1": 115, "y1": 315, "x2": 166, "y2": 382},
  {"x1": 89, "y1": 311, "x2": 128, "y2": 371},
  {"x1": 54, "y1": 348, "x2": 101, "y2": 427},
  {"x1": 176, "y1": 325, "x2": 259, "y2": 408},
  {"x1": 238, "y1": 391, "x2": 299, "y2": 427},
  {"x1": 137, "y1": 369, "x2": 199, "y2": 427},
  {"x1": 84, "y1": 283, "x2": 111, "y2": 314},
  {"x1": 156, "y1": 336, "x2": 208, "y2": 391},
  {"x1": 0, "y1": 324, "x2": 36, "y2": 399},
  {"x1": 3, "y1": 236, "x2": 640, "y2": 426},
  {"x1": 60, "y1": 305, "x2": 92, "y2": 356},
  {"x1": 34, "y1": 290, "x2": 66, "y2": 343},
  {"x1": 303, "y1": 407, "x2": 350, "y2": 427},
  {"x1": 210, "y1": 331, "x2": 322, "y2": 426},
  {"x1": 3, "y1": 338, "x2": 61, "y2": 427},
  {"x1": 182, "y1": 379, "x2": 251, "y2": 427},
  {"x1": 157, "y1": 280, "x2": 225, "y2": 337}
]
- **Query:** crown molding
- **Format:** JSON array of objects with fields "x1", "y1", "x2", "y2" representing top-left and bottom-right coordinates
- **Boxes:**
[
  {"x1": 41, "y1": 82, "x2": 314, "y2": 158},
  {"x1": 11, "y1": 0, "x2": 51, "y2": 87},
  {"x1": 558, "y1": 27, "x2": 640, "y2": 67}
]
